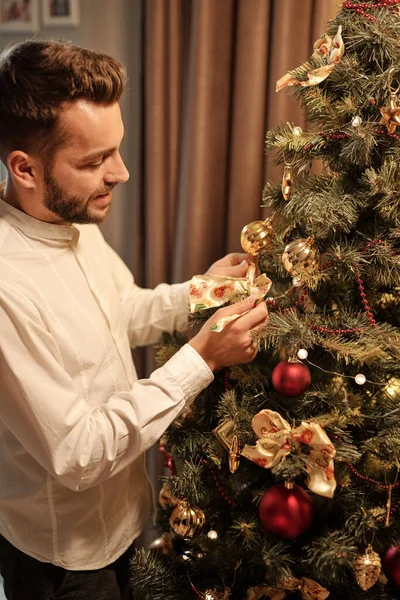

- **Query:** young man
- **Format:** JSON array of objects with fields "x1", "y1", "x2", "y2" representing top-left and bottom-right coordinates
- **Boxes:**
[{"x1": 0, "y1": 40, "x2": 268, "y2": 599}]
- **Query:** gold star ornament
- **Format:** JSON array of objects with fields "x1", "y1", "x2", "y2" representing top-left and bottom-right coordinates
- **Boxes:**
[{"x1": 380, "y1": 93, "x2": 400, "y2": 133}]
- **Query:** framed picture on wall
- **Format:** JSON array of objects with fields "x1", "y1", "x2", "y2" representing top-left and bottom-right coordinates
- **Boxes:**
[
  {"x1": 0, "y1": 0, "x2": 40, "y2": 32},
  {"x1": 41, "y1": 0, "x2": 79, "y2": 27}
]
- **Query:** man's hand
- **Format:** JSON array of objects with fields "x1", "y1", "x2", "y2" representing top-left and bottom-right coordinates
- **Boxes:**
[
  {"x1": 189, "y1": 296, "x2": 268, "y2": 372},
  {"x1": 206, "y1": 252, "x2": 251, "y2": 278}
]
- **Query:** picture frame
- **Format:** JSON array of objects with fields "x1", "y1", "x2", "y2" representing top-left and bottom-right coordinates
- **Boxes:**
[
  {"x1": 41, "y1": 0, "x2": 79, "y2": 27},
  {"x1": 0, "y1": 0, "x2": 40, "y2": 33}
]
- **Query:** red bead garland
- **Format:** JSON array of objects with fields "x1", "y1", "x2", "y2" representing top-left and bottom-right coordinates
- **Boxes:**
[
  {"x1": 343, "y1": 0, "x2": 400, "y2": 22},
  {"x1": 294, "y1": 285, "x2": 309, "y2": 309},
  {"x1": 354, "y1": 267, "x2": 377, "y2": 327},
  {"x1": 346, "y1": 461, "x2": 400, "y2": 490},
  {"x1": 201, "y1": 458, "x2": 237, "y2": 507},
  {"x1": 159, "y1": 444, "x2": 177, "y2": 475},
  {"x1": 224, "y1": 370, "x2": 230, "y2": 393}
]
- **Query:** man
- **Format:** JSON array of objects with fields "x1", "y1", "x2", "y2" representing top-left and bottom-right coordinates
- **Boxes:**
[{"x1": 0, "y1": 40, "x2": 268, "y2": 599}]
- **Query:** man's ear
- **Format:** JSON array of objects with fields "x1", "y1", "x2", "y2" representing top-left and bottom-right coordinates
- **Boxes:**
[{"x1": 7, "y1": 151, "x2": 39, "y2": 189}]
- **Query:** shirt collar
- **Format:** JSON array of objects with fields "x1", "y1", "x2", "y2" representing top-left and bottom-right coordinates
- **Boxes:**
[{"x1": 0, "y1": 181, "x2": 79, "y2": 242}]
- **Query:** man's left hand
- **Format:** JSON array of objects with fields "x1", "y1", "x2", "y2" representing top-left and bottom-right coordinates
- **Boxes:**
[{"x1": 206, "y1": 253, "x2": 251, "y2": 278}]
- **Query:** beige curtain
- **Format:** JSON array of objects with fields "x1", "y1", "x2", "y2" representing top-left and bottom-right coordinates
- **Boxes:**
[
  {"x1": 137, "y1": 0, "x2": 340, "y2": 287},
  {"x1": 135, "y1": 0, "x2": 340, "y2": 546}
]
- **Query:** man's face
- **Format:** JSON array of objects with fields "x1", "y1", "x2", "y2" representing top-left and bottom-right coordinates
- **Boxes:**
[{"x1": 41, "y1": 100, "x2": 129, "y2": 225}]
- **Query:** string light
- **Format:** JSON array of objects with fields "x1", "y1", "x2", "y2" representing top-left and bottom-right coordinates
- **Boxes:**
[{"x1": 304, "y1": 358, "x2": 386, "y2": 386}]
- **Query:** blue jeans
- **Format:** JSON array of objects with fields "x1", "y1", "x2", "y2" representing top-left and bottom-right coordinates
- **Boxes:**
[{"x1": 0, "y1": 535, "x2": 134, "y2": 599}]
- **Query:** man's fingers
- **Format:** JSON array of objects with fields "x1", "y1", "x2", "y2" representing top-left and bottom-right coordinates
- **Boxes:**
[
  {"x1": 215, "y1": 263, "x2": 249, "y2": 277},
  {"x1": 228, "y1": 252, "x2": 250, "y2": 265},
  {"x1": 217, "y1": 295, "x2": 256, "y2": 317},
  {"x1": 234, "y1": 301, "x2": 268, "y2": 330}
]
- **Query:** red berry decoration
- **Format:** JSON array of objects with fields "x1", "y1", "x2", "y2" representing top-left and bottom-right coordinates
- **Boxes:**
[
  {"x1": 383, "y1": 546, "x2": 400, "y2": 588},
  {"x1": 272, "y1": 360, "x2": 311, "y2": 397},
  {"x1": 258, "y1": 483, "x2": 313, "y2": 538}
]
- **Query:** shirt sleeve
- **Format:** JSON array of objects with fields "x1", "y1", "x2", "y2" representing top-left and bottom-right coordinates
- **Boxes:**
[
  {"x1": 96, "y1": 229, "x2": 191, "y2": 348},
  {"x1": 0, "y1": 283, "x2": 213, "y2": 492}
]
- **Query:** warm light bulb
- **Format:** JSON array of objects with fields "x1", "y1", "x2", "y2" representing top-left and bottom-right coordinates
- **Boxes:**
[
  {"x1": 297, "y1": 349, "x2": 308, "y2": 360},
  {"x1": 351, "y1": 115, "x2": 362, "y2": 127},
  {"x1": 355, "y1": 374, "x2": 366, "y2": 385},
  {"x1": 207, "y1": 530, "x2": 218, "y2": 540}
]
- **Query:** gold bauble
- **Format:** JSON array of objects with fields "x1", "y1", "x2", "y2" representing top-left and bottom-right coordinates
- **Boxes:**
[
  {"x1": 383, "y1": 377, "x2": 400, "y2": 402},
  {"x1": 158, "y1": 482, "x2": 179, "y2": 510},
  {"x1": 282, "y1": 237, "x2": 319, "y2": 276},
  {"x1": 148, "y1": 534, "x2": 173, "y2": 555},
  {"x1": 240, "y1": 217, "x2": 274, "y2": 257},
  {"x1": 169, "y1": 499, "x2": 205, "y2": 538},
  {"x1": 353, "y1": 545, "x2": 382, "y2": 591}
]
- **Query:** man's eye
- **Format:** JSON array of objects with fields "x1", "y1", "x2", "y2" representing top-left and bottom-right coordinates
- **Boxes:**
[{"x1": 86, "y1": 160, "x2": 103, "y2": 168}]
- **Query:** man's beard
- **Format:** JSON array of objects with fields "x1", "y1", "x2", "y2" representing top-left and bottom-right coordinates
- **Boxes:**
[{"x1": 43, "y1": 169, "x2": 115, "y2": 225}]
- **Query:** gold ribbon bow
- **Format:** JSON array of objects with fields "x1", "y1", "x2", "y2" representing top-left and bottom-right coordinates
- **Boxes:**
[
  {"x1": 189, "y1": 263, "x2": 272, "y2": 332},
  {"x1": 276, "y1": 25, "x2": 344, "y2": 91},
  {"x1": 241, "y1": 409, "x2": 336, "y2": 498},
  {"x1": 247, "y1": 577, "x2": 330, "y2": 600}
]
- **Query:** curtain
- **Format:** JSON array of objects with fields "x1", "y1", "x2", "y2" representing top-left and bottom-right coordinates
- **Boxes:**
[{"x1": 134, "y1": 0, "x2": 340, "y2": 547}]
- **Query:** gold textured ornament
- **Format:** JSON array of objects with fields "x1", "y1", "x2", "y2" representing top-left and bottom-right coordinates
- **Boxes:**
[
  {"x1": 169, "y1": 499, "x2": 205, "y2": 538},
  {"x1": 282, "y1": 165, "x2": 294, "y2": 200},
  {"x1": 148, "y1": 534, "x2": 173, "y2": 555},
  {"x1": 240, "y1": 217, "x2": 274, "y2": 257},
  {"x1": 353, "y1": 545, "x2": 382, "y2": 591},
  {"x1": 380, "y1": 93, "x2": 400, "y2": 133},
  {"x1": 228, "y1": 435, "x2": 240, "y2": 474},
  {"x1": 158, "y1": 482, "x2": 179, "y2": 510},
  {"x1": 204, "y1": 589, "x2": 231, "y2": 600},
  {"x1": 213, "y1": 419, "x2": 236, "y2": 451},
  {"x1": 380, "y1": 69, "x2": 400, "y2": 134},
  {"x1": 383, "y1": 377, "x2": 400, "y2": 402},
  {"x1": 282, "y1": 237, "x2": 319, "y2": 276}
]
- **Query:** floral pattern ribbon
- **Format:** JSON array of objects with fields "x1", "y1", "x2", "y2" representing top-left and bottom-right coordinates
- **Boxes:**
[
  {"x1": 241, "y1": 409, "x2": 336, "y2": 498},
  {"x1": 276, "y1": 25, "x2": 344, "y2": 91},
  {"x1": 247, "y1": 576, "x2": 330, "y2": 600},
  {"x1": 189, "y1": 263, "x2": 272, "y2": 332}
]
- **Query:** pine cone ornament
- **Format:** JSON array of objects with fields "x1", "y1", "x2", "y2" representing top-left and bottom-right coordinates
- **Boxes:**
[{"x1": 353, "y1": 545, "x2": 382, "y2": 591}]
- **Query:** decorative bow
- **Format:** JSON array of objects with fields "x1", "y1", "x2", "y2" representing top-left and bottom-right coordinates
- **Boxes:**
[
  {"x1": 241, "y1": 409, "x2": 336, "y2": 498},
  {"x1": 276, "y1": 25, "x2": 344, "y2": 91},
  {"x1": 189, "y1": 263, "x2": 272, "y2": 332},
  {"x1": 247, "y1": 576, "x2": 330, "y2": 600}
]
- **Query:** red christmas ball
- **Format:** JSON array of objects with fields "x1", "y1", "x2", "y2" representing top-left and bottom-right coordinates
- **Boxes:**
[
  {"x1": 259, "y1": 483, "x2": 313, "y2": 538},
  {"x1": 383, "y1": 546, "x2": 400, "y2": 588},
  {"x1": 272, "y1": 360, "x2": 311, "y2": 397}
]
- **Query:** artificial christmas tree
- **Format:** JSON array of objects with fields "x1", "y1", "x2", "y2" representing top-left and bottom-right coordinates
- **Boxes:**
[{"x1": 130, "y1": 1, "x2": 400, "y2": 598}]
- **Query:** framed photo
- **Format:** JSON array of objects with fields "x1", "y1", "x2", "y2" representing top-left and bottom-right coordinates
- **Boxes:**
[
  {"x1": 0, "y1": 0, "x2": 40, "y2": 32},
  {"x1": 41, "y1": 0, "x2": 79, "y2": 27}
]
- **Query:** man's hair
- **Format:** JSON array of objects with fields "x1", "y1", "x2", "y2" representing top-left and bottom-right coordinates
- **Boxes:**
[{"x1": 0, "y1": 39, "x2": 127, "y2": 166}]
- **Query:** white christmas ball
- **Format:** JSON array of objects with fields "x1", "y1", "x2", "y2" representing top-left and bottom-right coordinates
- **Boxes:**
[
  {"x1": 297, "y1": 349, "x2": 308, "y2": 360},
  {"x1": 355, "y1": 373, "x2": 366, "y2": 385},
  {"x1": 207, "y1": 530, "x2": 218, "y2": 540}
]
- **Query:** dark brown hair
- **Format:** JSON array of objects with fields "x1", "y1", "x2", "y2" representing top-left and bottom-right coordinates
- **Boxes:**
[{"x1": 0, "y1": 39, "x2": 127, "y2": 165}]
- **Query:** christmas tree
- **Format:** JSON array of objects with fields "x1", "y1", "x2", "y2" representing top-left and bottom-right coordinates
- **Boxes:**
[{"x1": 130, "y1": 2, "x2": 400, "y2": 598}]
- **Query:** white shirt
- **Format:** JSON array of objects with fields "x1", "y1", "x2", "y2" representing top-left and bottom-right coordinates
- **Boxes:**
[{"x1": 0, "y1": 188, "x2": 213, "y2": 570}]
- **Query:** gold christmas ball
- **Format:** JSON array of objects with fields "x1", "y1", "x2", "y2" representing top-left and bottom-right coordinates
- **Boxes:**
[
  {"x1": 282, "y1": 237, "x2": 319, "y2": 276},
  {"x1": 158, "y1": 483, "x2": 179, "y2": 510},
  {"x1": 383, "y1": 377, "x2": 400, "y2": 402},
  {"x1": 240, "y1": 217, "x2": 274, "y2": 257},
  {"x1": 148, "y1": 534, "x2": 173, "y2": 555},
  {"x1": 353, "y1": 545, "x2": 382, "y2": 591},
  {"x1": 169, "y1": 499, "x2": 206, "y2": 538}
]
